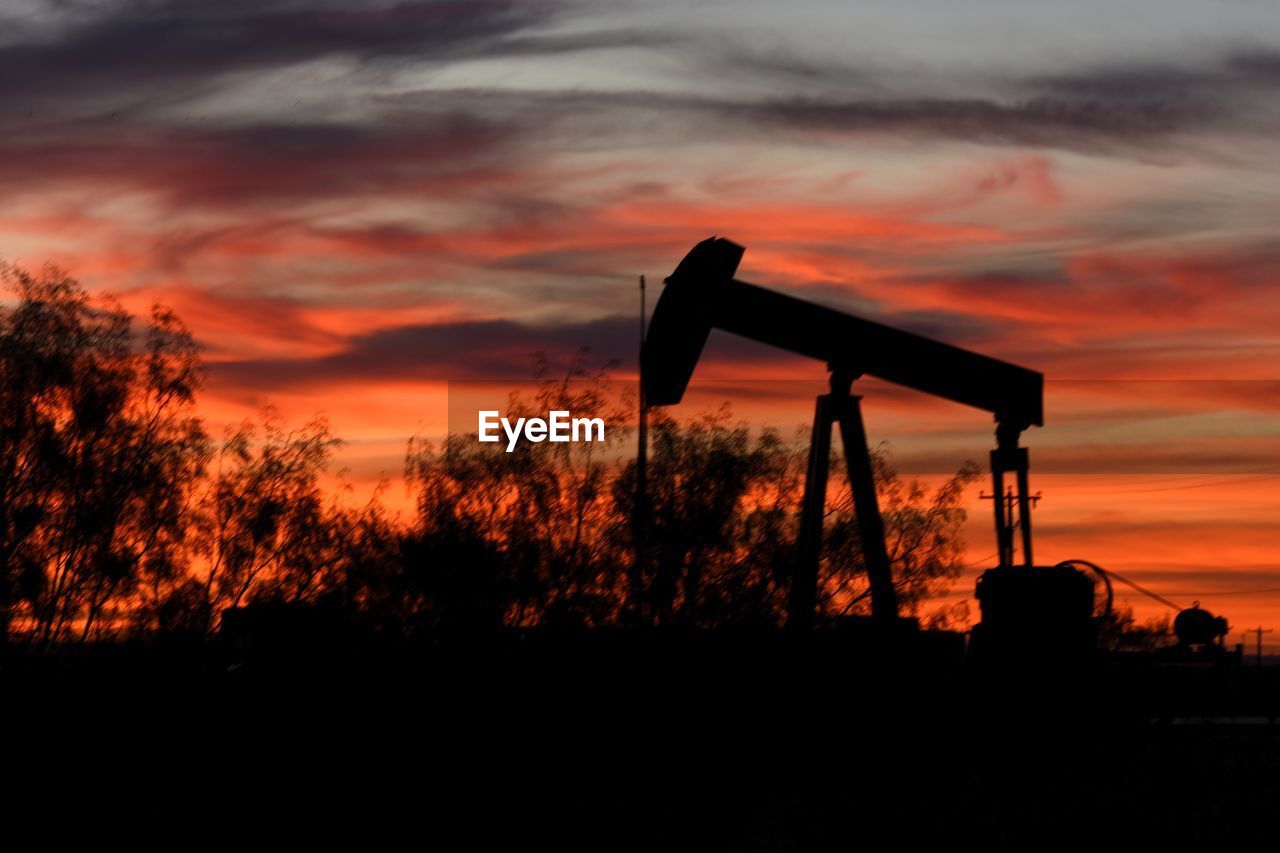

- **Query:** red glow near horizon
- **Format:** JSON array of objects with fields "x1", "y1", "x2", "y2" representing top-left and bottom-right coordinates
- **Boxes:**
[{"x1": 4, "y1": 1, "x2": 1280, "y2": 640}]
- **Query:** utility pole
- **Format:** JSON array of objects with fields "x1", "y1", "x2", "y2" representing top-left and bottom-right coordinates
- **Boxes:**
[
  {"x1": 637, "y1": 275, "x2": 647, "y2": 499},
  {"x1": 1249, "y1": 626, "x2": 1273, "y2": 668},
  {"x1": 631, "y1": 274, "x2": 649, "y2": 625},
  {"x1": 979, "y1": 486, "x2": 1042, "y2": 564}
]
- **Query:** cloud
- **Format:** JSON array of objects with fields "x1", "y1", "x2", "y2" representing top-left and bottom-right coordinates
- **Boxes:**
[
  {"x1": 0, "y1": 117, "x2": 526, "y2": 211},
  {"x1": 209, "y1": 314, "x2": 641, "y2": 390},
  {"x1": 698, "y1": 44, "x2": 1280, "y2": 153},
  {"x1": 726, "y1": 95, "x2": 1218, "y2": 153},
  {"x1": 206, "y1": 309, "x2": 875, "y2": 392},
  {"x1": 8, "y1": 2, "x2": 1280, "y2": 163},
  {"x1": 383, "y1": 83, "x2": 1224, "y2": 157},
  {"x1": 0, "y1": 1, "x2": 567, "y2": 116}
]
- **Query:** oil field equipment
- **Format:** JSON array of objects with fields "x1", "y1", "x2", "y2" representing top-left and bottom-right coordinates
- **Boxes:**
[
  {"x1": 641, "y1": 237, "x2": 1110, "y2": 656},
  {"x1": 1174, "y1": 604, "x2": 1230, "y2": 651}
]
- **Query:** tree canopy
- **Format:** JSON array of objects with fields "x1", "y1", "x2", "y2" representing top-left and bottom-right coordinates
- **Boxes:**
[{"x1": 0, "y1": 264, "x2": 986, "y2": 650}]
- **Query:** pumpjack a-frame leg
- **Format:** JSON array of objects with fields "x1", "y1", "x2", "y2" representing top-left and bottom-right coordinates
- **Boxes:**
[{"x1": 787, "y1": 373, "x2": 900, "y2": 632}]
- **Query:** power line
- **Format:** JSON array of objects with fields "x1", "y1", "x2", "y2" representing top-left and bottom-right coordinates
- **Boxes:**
[
  {"x1": 1122, "y1": 471, "x2": 1280, "y2": 493},
  {"x1": 1080, "y1": 563, "x2": 1183, "y2": 612},
  {"x1": 965, "y1": 551, "x2": 1001, "y2": 570},
  {"x1": 1163, "y1": 586, "x2": 1280, "y2": 598}
]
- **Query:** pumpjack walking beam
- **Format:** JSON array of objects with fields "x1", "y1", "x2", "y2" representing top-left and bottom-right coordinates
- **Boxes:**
[{"x1": 641, "y1": 237, "x2": 1044, "y2": 629}]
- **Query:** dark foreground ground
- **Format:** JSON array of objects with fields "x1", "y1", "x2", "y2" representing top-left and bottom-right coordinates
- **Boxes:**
[{"x1": 4, "y1": 638, "x2": 1279, "y2": 848}]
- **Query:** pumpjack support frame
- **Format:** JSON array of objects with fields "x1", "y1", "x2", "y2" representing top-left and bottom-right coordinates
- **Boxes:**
[
  {"x1": 641, "y1": 237, "x2": 1044, "y2": 630},
  {"x1": 788, "y1": 368, "x2": 899, "y2": 630}
]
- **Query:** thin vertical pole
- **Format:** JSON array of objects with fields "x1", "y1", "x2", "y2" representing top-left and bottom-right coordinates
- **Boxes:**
[
  {"x1": 632, "y1": 275, "x2": 648, "y2": 624},
  {"x1": 1252, "y1": 626, "x2": 1272, "y2": 667},
  {"x1": 637, "y1": 275, "x2": 647, "y2": 496}
]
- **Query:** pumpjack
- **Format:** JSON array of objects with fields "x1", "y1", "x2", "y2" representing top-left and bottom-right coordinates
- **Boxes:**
[{"x1": 641, "y1": 237, "x2": 1102, "y2": 657}]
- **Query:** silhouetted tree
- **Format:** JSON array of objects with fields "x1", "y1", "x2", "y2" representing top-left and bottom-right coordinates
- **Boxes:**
[
  {"x1": 400, "y1": 350, "x2": 630, "y2": 633},
  {"x1": 822, "y1": 452, "x2": 981, "y2": 621},
  {"x1": 1098, "y1": 605, "x2": 1174, "y2": 652},
  {"x1": 615, "y1": 407, "x2": 979, "y2": 629},
  {"x1": 613, "y1": 408, "x2": 798, "y2": 627},
  {"x1": 0, "y1": 265, "x2": 208, "y2": 648},
  {"x1": 0, "y1": 267, "x2": 983, "y2": 648},
  {"x1": 191, "y1": 411, "x2": 342, "y2": 633}
]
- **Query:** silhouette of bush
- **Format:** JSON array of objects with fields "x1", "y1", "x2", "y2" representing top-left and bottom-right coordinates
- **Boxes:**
[
  {"x1": 0, "y1": 265, "x2": 206, "y2": 648},
  {"x1": 0, "y1": 266, "x2": 979, "y2": 651}
]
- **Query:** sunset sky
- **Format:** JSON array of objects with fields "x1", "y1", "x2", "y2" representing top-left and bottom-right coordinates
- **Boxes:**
[{"x1": 3, "y1": 0, "x2": 1280, "y2": 632}]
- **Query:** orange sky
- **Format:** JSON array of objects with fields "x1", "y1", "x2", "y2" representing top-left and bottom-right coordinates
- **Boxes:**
[{"x1": 3, "y1": 1, "x2": 1280, "y2": 642}]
